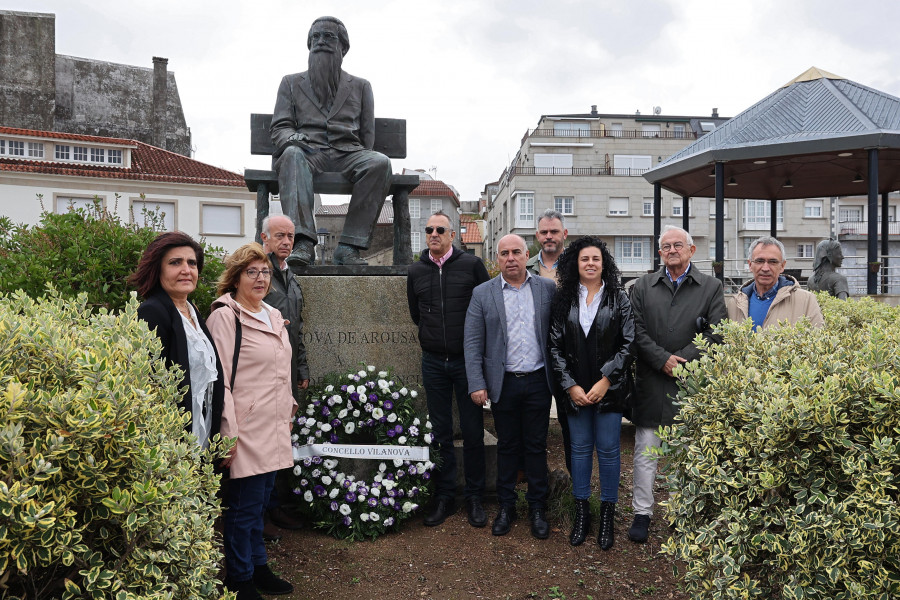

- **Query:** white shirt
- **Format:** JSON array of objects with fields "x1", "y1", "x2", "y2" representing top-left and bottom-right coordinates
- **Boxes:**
[
  {"x1": 179, "y1": 304, "x2": 217, "y2": 448},
  {"x1": 578, "y1": 282, "x2": 606, "y2": 337}
]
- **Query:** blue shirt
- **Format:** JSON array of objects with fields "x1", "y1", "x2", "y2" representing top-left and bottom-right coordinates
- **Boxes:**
[
  {"x1": 743, "y1": 276, "x2": 790, "y2": 330},
  {"x1": 501, "y1": 273, "x2": 543, "y2": 373},
  {"x1": 666, "y1": 263, "x2": 691, "y2": 289}
]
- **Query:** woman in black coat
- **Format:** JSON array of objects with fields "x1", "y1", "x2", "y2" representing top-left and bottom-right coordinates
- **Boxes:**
[
  {"x1": 548, "y1": 236, "x2": 635, "y2": 548},
  {"x1": 130, "y1": 231, "x2": 224, "y2": 448}
]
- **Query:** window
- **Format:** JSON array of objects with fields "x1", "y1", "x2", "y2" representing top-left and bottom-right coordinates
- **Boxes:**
[
  {"x1": 56, "y1": 196, "x2": 101, "y2": 213},
  {"x1": 700, "y1": 121, "x2": 716, "y2": 132},
  {"x1": 534, "y1": 153, "x2": 573, "y2": 172},
  {"x1": 839, "y1": 206, "x2": 862, "y2": 222},
  {"x1": 642, "y1": 198, "x2": 653, "y2": 216},
  {"x1": 798, "y1": 243, "x2": 814, "y2": 258},
  {"x1": 804, "y1": 199, "x2": 824, "y2": 218},
  {"x1": 553, "y1": 122, "x2": 589, "y2": 136},
  {"x1": 74, "y1": 146, "x2": 88, "y2": 161},
  {"x1": 609, "y1": 123, "x2": 623, "y2": 137},
  {"x1": 90, "y1": 148, "x2": 105, "y2": 163},
  {"x1": 672, "y1": 198, "x2": 692, "y2": 217},
  {"x1": 0, "y1": 140, "x2": 4, "y2": 154},
  {"x1": 409, "y1": 198, "x2": 420, "y2": 219},
  {"x1": 411, "y1": 232, "x2": 422, "y2": 253},
  {"x1": 641, "y1": 124, "x2": 661, "y2": 138},
  {"x1": 673, "y1": 124, "x2": 686, "y2": 139},
  {"x1": 609, "y1": 197, "x2": 629, "y2": 216},
  {"x1": 880, "y1": 205, "x2": 897, "y2": 222},
  {"x1": 515, "y1": 192, "x2": 534, "y2": 228},
  {"x1": 108, "y1": 149, "x2": 123, "y2": 164},
  {"x1": 200, "y1": 203, "x2": 243, "y2": 235},
  {"x1": 708, "y1": 241, "x2": 729, "y2": 259},
  {"x1": 132, "y1": 199, "x2": 176, "y2": 231},
  {"x1": 9, "y1": 141, "x2": 24, "y2": 156},
  {"x1": 27, "y1": 142, "x2": 44, "y2": 158},
  {"x1": 612, "y1": 154, "x2": 651, "y2": 176},
  {"x1": 743, "y1": 199, "x2": 783, "y2": 230},
  {"x1": 554, "y1": 196, "x2": 574, "y2": 215},
  {"x1": 615, "y1": 236, "x2": 651, "y2": 268},
  {"x1": 709, "y1": 199, "x2": 728, "y2": 219},
  {"x1": 55, "y1": 145, "x2": 70, "y2": 160},
  {"x1": 429, "y1": 199, "x2": 441, "y2": 215}
]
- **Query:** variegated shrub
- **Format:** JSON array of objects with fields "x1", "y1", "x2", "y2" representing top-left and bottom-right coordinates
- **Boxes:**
[
  {"x1": 660, "y1": 294, "x2": 900, "y2": 600},
  {"x1": 0, "y1": 290, "x2": 232, "y2": 600}
]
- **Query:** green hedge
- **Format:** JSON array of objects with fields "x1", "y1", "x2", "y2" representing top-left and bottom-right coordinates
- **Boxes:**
[
  {"x1": 660, "y1": 295, "x2": 900, "y2": 600},
  {"x1": 0, "y1": 290, "x2": 231, "y2": 599},
  {"x1": 0, "y1": 198, "x2": 224, "y2": 315}
]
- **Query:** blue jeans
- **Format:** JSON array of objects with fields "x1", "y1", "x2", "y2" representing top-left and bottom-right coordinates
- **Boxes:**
[
  {"x1": 421, "y1": 351, "x2": 486, "y2": 500},
  {"x1": 568, "y1": 408, "x2": 622, "y2": 502},
  {"x1": 223, "y1": 471, "x2": 276, "y2": 581}
]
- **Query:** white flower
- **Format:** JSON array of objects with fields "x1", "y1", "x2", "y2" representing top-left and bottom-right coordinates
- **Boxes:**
[
  {"x1": 306, "y1": 407, "x2": 315, "y2": 415},
  {"x1": 320, "y1": 423, "x2": 332, "y2": 432},
  {"x1": 344, "y1": 422, "x2": 356, "y2": 434},
  {"x1": 387, "y1": 413, "x2": 398, "y2": 423},
  {"x1": 338, "y1": 409, "x2": 348, "y2": 419},
  {"x1": 372, "y1": 407, "x2": 384, "y2": 419},
  {"x1": 293, "y1": 465, "x2": 302, "y2": 476},
  {"x1": 330, "y1": 394, "x2": 343, "y2": 405},
  {"x1": 374, "y1": 474, "x2": 383, "y2": 482},
  {"x1": 369, "y1": 512, "x2": 380, "y2": 521},
  {"x1": 379, "y1": 462, "x2": 387, "y2": 472},
  {"x1": 325, "y1": 385, "x2": 334, "y2": 392},
  {"x1": 378, "y1": 379, "x2": 389, "y2": 390},
  {"x1": 393, "y1": 458, "x2": 403, "y2": 467},
  {"x1": 304, "y1": 491, "x2": 313, "y2": 502},
  {"x1": 335, "y1": 473, "x2": 346, "y2": 484},
  {"x1": 360, "y1": 512, "x2": 370, "y2": 522},
  {"x1": 383, "y1": 480, "x2": 394, "y2": 491},
  {"x1": 399, "y1": 387, "x2": 408, "y2": 396},
  {"x1": 358, "y1": 370, "x2": 367, "y2": 377},
  {"x1": 339, "y1": 504, "x2": 351, "y2": 515},
  {"x1": 367, "y1": 365, "x2": 375, "y2": 372},
  {"x1": 410, "y1": 390, "x2": 418, "y2": 398},
  {"x1": 391, "y1": 392, "x2": 399, "y2": 400},
  {"x1": 378, "y1": 370, "x2": 388, "y2": 378},
  {"x1": 398, "y1": 436, "x2": 407, "y2": 444},
  {"x1": 371, "y1": 487, "x2": 380, "y2": 497},
  {"x1": 312, "y1": 468, "x2": 321, "y2": 478},
  {"x1": 402, "y1": 501, "x2": 414, "y2": 513},
  {"x1": 413, "y1": 418, "x2": 420, "y2": 426},
  {"x1": 417, "y1": 463, "x2": 426, "y2": 474},
  {"x1": 329, "y1": 488, "x2": 339, "y2": 498},
  {"x1": 291, "y1": 433, "x2": 299, "y2": 442},
  {"x1": 324, "y1": 459, "x2": 338, "y2": 470},
  {"x1": 424, "y1": 461, "x2": 434, "y2": 470},
  {"x1": 357, "y1": 494, "x2": 366, "y2": 502},
  {"x1": 424, "y1": 433, "x2": 433, "y2": 443},
  {"x1": 321, "y1": 475, "x2": 332, "y2": 485},
  {"x1": 305, "y1": 417, "x2": 316, "y2": 427},
  {"x1": 426, "y1": 421, "x2": 432, "y2": 429},
  {"x1": 349, "y1": 482, "x2": 358, "y2": 492},
  {"x1": 346, "y1": 384, "x2": 356, "y2": 394},
  {"x1": 353, "y1": 410, "x2": 361, "y2": 417},
  {"x1": 300, "y1": 428, "x2": 309, "y2": 436}
]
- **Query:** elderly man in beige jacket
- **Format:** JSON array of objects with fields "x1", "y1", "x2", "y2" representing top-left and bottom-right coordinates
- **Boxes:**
[{"x1": 727, "y1": 236, "x2": 824, "y2": 330}]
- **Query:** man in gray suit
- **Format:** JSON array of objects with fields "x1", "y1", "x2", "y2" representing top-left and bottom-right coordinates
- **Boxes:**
[
  {"x1": 270, "y1": 16, "x2": 392, "y2": 267},
  {"x1": 464, "y1": 234, "x2": 557, "y2": 539}
]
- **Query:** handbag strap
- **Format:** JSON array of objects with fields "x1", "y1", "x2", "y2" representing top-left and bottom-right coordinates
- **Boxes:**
[{"x1": 230, "y1": 314, "x2": 241, "y2": 391}]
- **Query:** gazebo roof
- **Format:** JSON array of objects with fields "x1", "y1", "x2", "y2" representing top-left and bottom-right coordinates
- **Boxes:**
[{"x1": 643, "y1": 67, "x2": 900, "y2": 199}]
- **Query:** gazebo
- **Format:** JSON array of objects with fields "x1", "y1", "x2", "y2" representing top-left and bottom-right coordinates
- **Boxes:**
[{"x1": 643, "y1": 67, "x2": 900, "y2": 294}]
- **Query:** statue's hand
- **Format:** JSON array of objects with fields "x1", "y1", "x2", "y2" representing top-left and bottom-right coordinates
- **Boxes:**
[{"x1": 288, "y1": 132, "x2": 308, "y2": 143}]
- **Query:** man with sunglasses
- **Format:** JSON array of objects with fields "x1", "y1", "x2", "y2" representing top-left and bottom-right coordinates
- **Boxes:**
[
  {"x1": 727, "y1": 236, "x2": 823, "y2": 329},
  {"x1": 407, "y1": 211, "x2": 490, "y2": 528}
]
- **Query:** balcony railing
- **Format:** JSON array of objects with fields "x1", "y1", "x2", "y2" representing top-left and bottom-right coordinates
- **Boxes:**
[
  {"x1": 838, "y1": 220, "x2": 900, "y2": 236},
  {"x1": 527, "y1": 128, "x2": 698, "y2": 140},
  {"x1": 508, "y1": 166, "x2": 648, "y2": 177}
]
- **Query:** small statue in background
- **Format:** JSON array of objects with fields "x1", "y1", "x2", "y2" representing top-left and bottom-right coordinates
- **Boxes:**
[{"x1": 808, "y1": 239, "x2": 849, "y2": 299}]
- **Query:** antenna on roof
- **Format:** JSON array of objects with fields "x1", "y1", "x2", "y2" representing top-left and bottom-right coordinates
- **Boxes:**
[{"x1": 653, "y1": 106, "x2": 661, "y2": 115}]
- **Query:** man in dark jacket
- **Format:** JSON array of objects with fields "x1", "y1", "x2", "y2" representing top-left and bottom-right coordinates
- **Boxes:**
[
  {"x1": 260, "y1": 214, "x2": 310, "y2": 535},
  {"x1": 629, "y1": 226, "x2": 726, "y2": 543},
  {"x1": 407, "y1": 211, "x2": 490, "y2": 528}
]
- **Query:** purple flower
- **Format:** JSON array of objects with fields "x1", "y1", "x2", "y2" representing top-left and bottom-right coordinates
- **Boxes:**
[
  {"x1": 303, "y1": 458, "x2": 312, "y2": 467},
  {"x1": 397, "y1": 470, "x2": 405, "y2": 478},
  {"x1": 409, "y1": 426, "x2": 419, "y2": 436},
  {"x1": 345, "y1": 492, "x2": 355, "y2": 502},
  {"x1": 381, "y1": 497, "x2": 391, "y2": 506},
  {"x1": 321, "y1": 407, "x2": 331, "y2": 417},
  {"x1": 386, "y1": 473, "x2": 394, "y2": 480},
  {"x1": 423, "y1": 472, "x2": 431, "y2": 480},
  {"x1": 292, "y1": 488, "x2": 302, "y2": 495},
  {"x1": 367, "y1": 419, "x2": 375, "y2": 427},
  {"x1": 383, "y1": 400, "x2": 393, "y2": 410},
  {"x1": 384, "y1": 517, "x2": 395, "y2": 527},
  {"x1": 380, "y1": 417, "x2": 387, "y2": 423},
  {"x1": 367, "y1": 381, "x2": 376, "y2": 389},
  {"x1": 312, "y1": 456, "x2": 322, "y2": 464},
  {"x1": 314, "y1": 485, "x2": 326, "y2": 497},
  {"x1": 408, "y1": 466, "x2": 417, "y2": 475},
  {"x1": 343, "y1": 516, "x2": 352, "y2": 526},
  {"x1": 330, "y1": 501, "x2": 339, "y2": 511},
  {"x1": 342, "y1": 479, "x2": 352, "y2": 488},
  {"x1": 395, "y1": 425, "x2": 404, "y2": 434},
  {"x1": 387, "y1": 429, "x2": 396, "y2": 438},
  {"x1": 369, "y1": 393, "x2": 378, "y2": 402},
  {"x1": 315, "y1": 430, "x2": 323, "y2": 437},
  {"x1": 350, "y1": 392, "x2": 359, "y2": 401},
  {"x1": 396, "y1": 489, "x2": 404, "y2": 497},
  {"x1": 300, "y1": 478, "x2": 309, "y2": 487},
  {"x1": 364, "y1": 403, "x2": 373, "y2": 413},
  {"x1": 331, "y1": 418, "x2": 341, "y2": 426},
  {"x1": 368, "y1": 497, "x2": 378, "y2": 507},
  {"x1": 330, "y1": 434, "x2": 339, "y2": 443},
  {"x1": 387, "y1": 489, "x2": 396, "y2": 497}
]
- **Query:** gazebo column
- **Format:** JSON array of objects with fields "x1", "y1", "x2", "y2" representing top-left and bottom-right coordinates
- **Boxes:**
[
  {"x1": 867, "y1": 148, "x2": 879, "y2": 295},
  {"x1": 769, "y1": 198, "x2": 778, "y2": 239},
  {"x1": 682, "y1": 195, "x2": 690, "y2": 232},
  {"x1": 653, "y1": 183, "x2": 662, "y2": 271},
  {"x1": 715, "y1": 162, "x2": 725, "y2": 282},
  {"x1": 882, "y1": 191, "x2": 890, "y2": 294}
]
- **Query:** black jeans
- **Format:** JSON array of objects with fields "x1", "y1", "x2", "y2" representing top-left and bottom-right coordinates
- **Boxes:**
[
  {"x1": 492, "y1": 370, "x2": 551, "y2": 510},
  {"x1": 421, "y1": 351, "x2": 486, "y2": 500}
]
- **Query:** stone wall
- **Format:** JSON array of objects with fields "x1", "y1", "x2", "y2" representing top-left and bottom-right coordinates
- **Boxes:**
[{"x1": 0, "y1": 11, "x2": 56, "y2": 132}]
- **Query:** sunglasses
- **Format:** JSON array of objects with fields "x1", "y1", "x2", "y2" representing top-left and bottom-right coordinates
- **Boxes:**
[{"x1": 425, "y1": 226, "x2": 449, "y2": 235}]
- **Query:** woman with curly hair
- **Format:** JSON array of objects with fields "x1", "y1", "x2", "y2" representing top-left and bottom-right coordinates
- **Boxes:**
[{"x1": 548, "y1": 236, "x2": 635, "y2": 548}]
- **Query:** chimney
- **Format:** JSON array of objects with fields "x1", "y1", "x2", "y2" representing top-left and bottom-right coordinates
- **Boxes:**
[
  {"x1": 152, "y1": 57, "x2": 168, "y2": 149},
  {"x1": 711, "y1": 107, "x2": 719, "y2": 118},
  {"x1": 590, "y1": 105, "x2": 597, "y2": 116}
]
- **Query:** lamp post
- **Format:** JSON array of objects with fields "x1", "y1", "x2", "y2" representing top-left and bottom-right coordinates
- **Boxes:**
[{"x1": 316, "y1": 227, "x2": 329, "y2": 265}]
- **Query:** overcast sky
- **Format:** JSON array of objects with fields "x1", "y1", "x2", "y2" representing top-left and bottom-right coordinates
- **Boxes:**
[{"x1": 11, "y1": 0, "x2": 900, "y2": 204}]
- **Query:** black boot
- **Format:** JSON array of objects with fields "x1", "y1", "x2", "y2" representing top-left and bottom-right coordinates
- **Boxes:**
[
  {"x1": 569, "y1": 498, "x2": 591, "y2": 546},
  {"x1": 597, "y1": 501, "x2": 615, "y2": 550}
]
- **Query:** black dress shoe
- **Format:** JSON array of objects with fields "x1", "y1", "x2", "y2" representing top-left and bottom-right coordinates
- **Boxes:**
[
  {"x1": 224, "y1": 578, "x2": 263, "y2": 600},
  {"x1": 332, "y1": 243, "x2": 368, "y2": 265},
  {"x1": 286, "y1": 239, "x2": 316, "y2": 269},
  {"x1": 466, "y1": 497, "x2": 487, "y2": 528},
  {"x1": 252, "y1": 563, "x2": 293, "y2": 595},
  {"x1": 423, "y1": 497, "x2": 456, "y2": 527},
  {"x1": 530, "y1": 507, "x2": 550, "y2": 540},
  {"x1": 491, "y1": 505, "x2": 517, "y2": 536}
]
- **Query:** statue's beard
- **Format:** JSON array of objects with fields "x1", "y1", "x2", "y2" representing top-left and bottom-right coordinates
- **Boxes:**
[{"x1": 308, "y1": 50, "x2": 342, "y2": 110}]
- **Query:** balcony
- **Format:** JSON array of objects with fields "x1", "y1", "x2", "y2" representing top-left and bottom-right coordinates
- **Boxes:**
[
  {"x1": 838, "y1": 220, "x2": 900, "y2": 237},
  {"x1": 526, "y1": 128, "x2": 698, "y2": 141},
  {"x1": 507, "y1": 166, "x2": 648, "y2": 178}
]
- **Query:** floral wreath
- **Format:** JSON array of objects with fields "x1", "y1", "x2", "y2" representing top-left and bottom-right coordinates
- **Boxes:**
[{"x1": 290, "y1": 366, "x2": 436, "y2": 540}]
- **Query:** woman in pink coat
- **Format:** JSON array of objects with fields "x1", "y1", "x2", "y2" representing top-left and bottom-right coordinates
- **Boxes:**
[{"x1": 207, "y1": 243, "x2": 297, "y2": 600}]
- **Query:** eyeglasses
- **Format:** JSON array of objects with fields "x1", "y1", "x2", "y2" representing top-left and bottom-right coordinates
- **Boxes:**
[
  {"x1": 245, "y1": 268, "x2": 273, "y2": 279},
  {"x1": 660, "y1": 242, "x2": 685, "y2": 252},
  {"x1": 425, "y1": 226, "x2": 449, "y2": 235},
  {"x1": 750, "y1": 258, "x2": 783, "y2": 266}
]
